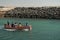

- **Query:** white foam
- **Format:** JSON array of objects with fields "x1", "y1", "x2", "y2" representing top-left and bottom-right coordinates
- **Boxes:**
[
  {"x1": 23, "y1": 29, "x2": 29, "y2": 31},
  {"x1": 4, "y1": 29, "x2": 16, "y2": 31}
]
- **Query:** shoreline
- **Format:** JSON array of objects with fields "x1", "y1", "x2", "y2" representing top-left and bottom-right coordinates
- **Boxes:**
[{"x1": 0, "y1": 17, "x2": 60, "y2": 20}]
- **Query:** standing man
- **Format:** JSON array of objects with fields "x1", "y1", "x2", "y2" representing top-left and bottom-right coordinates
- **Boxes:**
[
  {"x1": 26, "y1": 22, "x2": 28, "y2": 26},
  {"x1": 7, "y1": 21, "x2": 9, "y2": 25}
]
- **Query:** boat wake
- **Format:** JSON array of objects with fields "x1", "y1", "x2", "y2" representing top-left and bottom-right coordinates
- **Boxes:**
[
  {"x1": 4, "y1": 29, "x2": 16, "y2": 31},
  {"x1": 0, "y1": 25, "x2": 4, "y2": 29}
]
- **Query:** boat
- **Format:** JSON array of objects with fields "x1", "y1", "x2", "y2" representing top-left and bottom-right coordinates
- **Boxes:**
[{"x1": 4, "y1": 24, "x2": 32, "y2": 31}]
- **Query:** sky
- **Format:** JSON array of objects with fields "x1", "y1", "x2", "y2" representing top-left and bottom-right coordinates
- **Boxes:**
[{"x1": 0, "y1": 0, "x2": 60, "y2": 7}]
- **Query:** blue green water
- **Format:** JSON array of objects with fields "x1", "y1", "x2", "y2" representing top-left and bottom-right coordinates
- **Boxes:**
[{"x1": 0, "y1": 18, "x2": 60, "y2": 40}]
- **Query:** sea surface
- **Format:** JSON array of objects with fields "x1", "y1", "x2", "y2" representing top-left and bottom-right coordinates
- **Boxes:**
[{"x1": 0, "y1": 18, "x2": 60, "y2": 40}]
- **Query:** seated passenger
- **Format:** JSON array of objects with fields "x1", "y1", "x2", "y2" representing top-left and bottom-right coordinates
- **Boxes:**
[
  {"x1": 18, "y1": 23, "x2": 22, "y2": 27},
  {"x1": 11, "y1": 23, "x2": 14, "y2": 27},
  {"x1": 14, "y1": 23, "x2": 18, "y2": 26}
]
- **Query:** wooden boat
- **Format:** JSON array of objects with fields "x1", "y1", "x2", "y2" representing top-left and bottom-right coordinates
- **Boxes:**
[{"x1": 4, "y1": 24, "x2": 32, "y2": 31}]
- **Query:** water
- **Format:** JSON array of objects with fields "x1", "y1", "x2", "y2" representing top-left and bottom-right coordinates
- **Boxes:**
[{"x1": 0, "y1": 18, "x2": 60, "y2": 40}]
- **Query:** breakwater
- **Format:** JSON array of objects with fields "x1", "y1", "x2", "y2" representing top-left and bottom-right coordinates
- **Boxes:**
[{"x1": 4, "y1": 7, "x2": 60, "y2": 19}]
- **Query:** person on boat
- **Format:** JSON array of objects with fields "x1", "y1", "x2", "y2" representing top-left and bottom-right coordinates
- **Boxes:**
[
  {"x1": 26, "y1": 22, "x2": 28, "y2": 26},
  {"x1": 7, "y1": 21, "x2": 9, "y2": 25},
  {"x1": 18, "y1": 23, "x2": 22, "y2": 27},
  {"x1": 11, "y1": 22, "x2": 14, "y2": 27},
  {"x1": 14, "y1": 22, "x2": 18, "y2": 26}
]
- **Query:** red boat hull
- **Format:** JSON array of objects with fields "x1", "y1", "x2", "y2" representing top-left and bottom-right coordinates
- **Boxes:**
[{"x1": 4, "y1": 24, "x2": 31, "y2": 30}]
